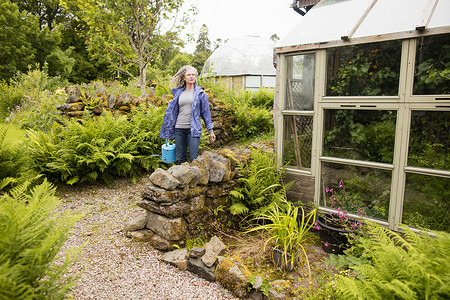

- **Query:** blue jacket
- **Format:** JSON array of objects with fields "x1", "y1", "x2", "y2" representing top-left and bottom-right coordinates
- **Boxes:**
[{"x1": 159, "y1": 84, "x2": 214, "y2": 139}]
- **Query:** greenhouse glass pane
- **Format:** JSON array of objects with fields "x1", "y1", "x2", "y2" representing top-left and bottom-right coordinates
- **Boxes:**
[
  {"x1": 245, "y1": 76, "x2": 261, "y2": 88},
  {"x1": 284, "y1": 54, "x2": 315, "y2": 111},
  {"x1": 283, "y1": 115, "x2": 313, "y2": 170},
  {"x1": 403, "y1": 173, "x2": 450, "y2": 232},
  {"x1": 326, "y1": 40, "x2": 401, "y2": 96},
  {"x1": 321, "y1": 162, "x2": 391, "y2": 221},
  {"x1": 353, "y1": 0, "x2": 428, "y2": 39},
  {"x1": 323, "y1": 110, "x2": 396, "y2": 163},
  {"x1": 413, "y1": 33, "x2": 450, "y2": 95},
  {"x1": 408, "y1": 111, "x2": 450, "y2": 171}
]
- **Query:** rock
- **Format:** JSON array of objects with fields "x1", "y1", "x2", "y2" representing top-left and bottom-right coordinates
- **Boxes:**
[
  {"x1": 189, "y1": 247, "x2": 206, "y2": 258},
  {"x1": 187, "y1": 257, "x2": 216, "y2": 282},
  {"x1": 168, "y1": 165, "x2": 196, "y2": 188},
  {"x1": 108, "y1": 94, "x2": 116, "y2": 109},
  {"x1": 124, "y1": 213, "x2": 147, "y2": 231},
  {"x1": 161, "y1": 248, "x2": 188, "y2": 271},
  {"x1": 252, "y1": 276, "x2": 263, "y2": 290},
  {"x1": 189, "y1": 194, "x2": 205, "y2": 211},
  {"x1": 215, "y1": 256, "x2": 251, "y2": 299},
  {"x1": 191, "y1": 154, "x2": 210, "y2": 185},
  {"x1": 149, "y1": 168, "x2": 180, "y2": 190},
  {"x1": 148, "y1": 233, "x2": 174, "y2": 251},
  {"x1": 209, "y1": 160, "x2": 226, "y2": 182},
  {"x1": 125, "y1": 229, "x2": 154, "y2": 242},
  {"x1": 137, "y1": 199, "x2": 191, "y2": 218},
  {"x1": 202, "y1": 236, "x2": 226, "y2": 267},
  {"x1": 142, "y1": 183, "x2": 188, "y2": 203},
  {"x1": 146, "y1": 211, "x2": 187, "y2": 241},
  {"x1": 188, "y1": 166, "x2": 202, "y2": 187},
  {"x1": 248, "y1": 290, "x2": 264, "y2": 300}
]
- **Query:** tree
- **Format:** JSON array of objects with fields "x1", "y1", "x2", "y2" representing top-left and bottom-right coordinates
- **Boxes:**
[
  {"x1": 0, "y1": 0, "x2": 37, "y2": 80},
  {"x1": 11, "y1": 0, "x2": 67, "y2": 30},
  {"x1": 64, "y1": 0, "x2": 188, "y2": 93},
  {"x1": 195, "y1": 24, "x2": 211, "y2": 54}
]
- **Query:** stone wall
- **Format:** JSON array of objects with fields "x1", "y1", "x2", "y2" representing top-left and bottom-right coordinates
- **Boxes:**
[
  {"x1": 56, "y1": 83, "x2": 235, "y2": 146},
  {"x1": 124, "y1": 148, "x2": 250, "y2": 251}
]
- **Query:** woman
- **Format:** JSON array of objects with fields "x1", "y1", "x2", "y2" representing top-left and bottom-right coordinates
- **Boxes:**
[{"x1": 159, "y1": 65, "x2": 215, "y2": 164}]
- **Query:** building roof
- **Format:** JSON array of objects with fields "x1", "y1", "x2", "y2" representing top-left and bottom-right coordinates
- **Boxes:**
[
  {"x1": 201, "y1": 35, "x2": 276, "y2": 77},
  {"x1": 276, "y1": 0, "x2": 450, "y2": 53}
]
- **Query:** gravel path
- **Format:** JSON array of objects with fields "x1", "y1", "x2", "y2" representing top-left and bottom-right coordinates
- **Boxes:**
[{"x1": 58, "y1": 176, "x2": 238, "y2": 300}]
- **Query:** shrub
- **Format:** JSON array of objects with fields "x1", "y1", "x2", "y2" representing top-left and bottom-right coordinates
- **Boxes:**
[
  {"x1": 0, "y1": 180, "x2": 81, "y2": 299},
  {"x1": 0, "y1": 81, "x2": 24, "y2": 122},
  {"x1": 0, "y1": 125, "x2": 37, "y2": 192},
  {"x1": 331, "y1": 222, "x2": 450, "y2": 300},
  {"x1": 27, "y1": 106, "x2": 166, "y2": 185},
  {"x1": 233, "y1": 104, "x2": 274, "y2": 140}
]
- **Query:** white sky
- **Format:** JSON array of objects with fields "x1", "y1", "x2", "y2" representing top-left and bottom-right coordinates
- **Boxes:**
[{"x1": 180, "y1": 0, "x2": 303, "y2": 53}]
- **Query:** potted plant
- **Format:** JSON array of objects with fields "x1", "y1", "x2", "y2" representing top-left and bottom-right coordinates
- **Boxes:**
[
  {"x1": 316, "y1": 180, "x2": 367, "y2": 254},
  {"x1": 247, "y1": 199, "x2": 317, "y2": 278}
]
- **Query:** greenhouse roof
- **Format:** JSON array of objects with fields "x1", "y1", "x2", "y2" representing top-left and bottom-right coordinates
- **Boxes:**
[
  {"x1": 276, "y1": 0, "x2": 450, "y2": 52},
  {"x1": 200, "y1": 35, "x2": 276, "y2": 77}
]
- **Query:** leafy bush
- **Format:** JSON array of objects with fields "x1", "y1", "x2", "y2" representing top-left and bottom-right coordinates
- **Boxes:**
[
  {"x1": 233, "y1": 104, "x2": 273, "y2": 141},
  {"x1": 249, "y1": 88, "x2": 274, "y2": 109},
  {"x1": 331, "y1": 222, "x2": 450, "y2": 300},
  {"x1": 0, "y1": 125, "x2": 37, "y2": 192},
  {"x1": 27, "y1": 106, "x2": 166, "y2": 185},
  {"x1": 8, "y1": 64, "x2": 67, "y2": 131},
  {"x1": 0, "y1": 81, "x2": 24, "y2": 122},
  {"x1": 0, "y1": 180, "x2": 81, "y2": 299},
  {"x1": 228, "y1": 148, "x2": 286, "y2": 216}
]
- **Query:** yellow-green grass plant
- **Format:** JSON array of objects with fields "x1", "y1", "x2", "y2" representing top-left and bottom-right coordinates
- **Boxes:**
[{"x1": 247, "y1": 199, "x2": 317, "y2": 281}]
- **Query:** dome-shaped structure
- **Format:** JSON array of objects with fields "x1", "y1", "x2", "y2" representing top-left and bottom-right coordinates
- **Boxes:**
[{"x1": 201, "y1": 35, "x2": 276, "y2": 90}]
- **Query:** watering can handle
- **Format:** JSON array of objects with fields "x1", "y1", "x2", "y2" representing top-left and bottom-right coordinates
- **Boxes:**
[{"x1": 166, "y1": 139, "x2": 169, "y2": 146}]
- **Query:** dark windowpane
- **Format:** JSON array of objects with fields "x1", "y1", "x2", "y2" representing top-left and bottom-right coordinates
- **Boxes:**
[
  {"x1": 408, "y1": 111, "x2": 450, "y2": 171},
  {"x1": 414, "y1": 33, "x2": 450, "y2": 95},
  {"x1": 323, "y1": 110, "x2": 396, "y2": 163},
  {"x1": 321, "y1": 162, "x2": 391, "y2": 221},
  {"x1": 283, "y1": 115, "x2": 313, "y2": 169},
  {"x1": 404, "y1": 173, "x2": 450, "y2": 232},
  {"x1": 326, "y1": 41, "x2": 401, "y2": 96},
  {"x1": 285, "y1": 54, "x2": 315, "y2": 111}
]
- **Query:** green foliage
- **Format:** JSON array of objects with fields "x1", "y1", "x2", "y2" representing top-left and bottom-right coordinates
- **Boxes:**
[
  {"x1": 0, "y1": 81, "x2": 24, "y2": 122},
  {"x1": 248, "y1": 273, "x2": 271, "y2": 296},
  {"x1": 248, "y1": 88, "x2": 274, "y2": 109},
  {"x1": 232, "y1": 104, "x2": 273, "y2": 141},
  {"x1": 0, "y1": 0, "x2": 37, "y2": 81},
  {"x1": 0, "y1": 125, "x2": 38, "y2": 192},
  {"x1": 327, "y1": 43, "x2": 401, "y2": 96},
  {"x1": 8, "y1": 65, "x2": 67, "y2": 131},
  {"x1": 248, "y1": 200, "x2": 317, "y2": 279},
  {"x1": 27, "y1": 106, "x2": 166, "y2": 185},
  {"x1": 332, "y1": 222, "x2": 450, "y2": 300},
  {"x1": 0, "y1": 180, "x2": 81, "y2": 299},
  {"x1": 228, "y1": 149, "x2": 285, "y2": 216}
]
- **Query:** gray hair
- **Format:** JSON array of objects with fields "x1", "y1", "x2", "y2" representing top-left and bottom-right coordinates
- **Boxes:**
[{"x1": 171, "y1": 65, "x2": 198, "y2": 88}]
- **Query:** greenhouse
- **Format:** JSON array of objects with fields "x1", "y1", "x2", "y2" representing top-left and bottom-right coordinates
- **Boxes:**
[
  {"x1": 273, "y1": 0, "x2": 450, "y2": 232},
  {"x1": 200, "y1": 35, "x2": 276, "y2": 90}
]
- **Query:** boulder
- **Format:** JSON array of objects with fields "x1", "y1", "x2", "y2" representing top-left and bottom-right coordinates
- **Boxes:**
[
  {"x1": 202, "y1": 236, "x2": 226, "y2": 267},
  {"x1": 191, "y1": 154, "x2": 210, "y2": 185},
  {"x1": 168, "y1": 165, "x2": 197, "y2": 188},
  {"x1": 149, "y1": 168, "x2": 180, "y2": 190},
  {"x1": 141, "y1": 183, "x2": 189, "y2": 203},
  {"x1": 215, "y1": 256, "x2": 252, "y2": 299},
  {"x1": 137, "y1": 199, "x2": 191, "y2": 218},
  {"x1": 268, "y1": 280, "x2": 291, "y2": 300},
  {"x1": 124, "y1": 213, "x2": 147, "y2": 231},
  {"x1": 189, "y1": 247, "x2": 206, "y2": 259},
  {"x1": 146, "y1": 211, "x2": 187, "y2": 241},
  {"x1": 189, "y1": 194, "x2": 205, "y2": 211},
  {"x1": 148, "y1": 233, "x2": 175, "y2": 251},
  {"x1": 125, "y1": 229, "x2": 154, "y2": 242},
  {"x1": 161, "y1": 248, "x2": 188, "y2": 271},
  {"x1": 187, "y1": 258, "x2": 215, "y2": 282}
]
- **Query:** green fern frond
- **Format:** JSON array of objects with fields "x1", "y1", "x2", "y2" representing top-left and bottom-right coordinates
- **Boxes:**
[{"x1": 229, "y1": 203, "x2": 250, "y2": 215}]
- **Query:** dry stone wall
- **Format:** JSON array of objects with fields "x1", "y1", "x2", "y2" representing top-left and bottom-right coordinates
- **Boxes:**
[
  {"x1": 125, "y1": 149, "x2": 249, "y2": 251},
  {"x1": 56, "y1": 83, "x2": 235, "y2": 146}
]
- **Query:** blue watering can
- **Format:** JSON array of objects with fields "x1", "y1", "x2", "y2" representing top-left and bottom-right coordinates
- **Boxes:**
[{"x1": 151, "y1": 140, "x2": 176, "y2": 163}]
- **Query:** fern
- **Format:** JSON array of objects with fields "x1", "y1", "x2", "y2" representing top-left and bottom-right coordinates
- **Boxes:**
[
  {"x1": 27, "y1": 106, "x2": 166, "y2": 185},
  {"x1": 0, "y1": 180, "x2": 81, "y2": 299},
  {"x1": 333, "y1": 222, "x2": 450, "y2": 300}
]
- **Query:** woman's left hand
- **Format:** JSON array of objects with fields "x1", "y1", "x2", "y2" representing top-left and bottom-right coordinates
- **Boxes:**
[{"x1": 210, "y1": 132, "x2": 216, "y2": 143}]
